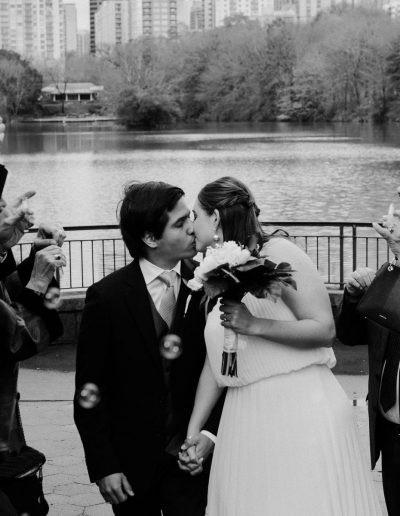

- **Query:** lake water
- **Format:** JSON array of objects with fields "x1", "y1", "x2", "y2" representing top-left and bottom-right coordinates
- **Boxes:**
[{"x1": 1, "y1": 121, "x2": 400, "y2": 227}]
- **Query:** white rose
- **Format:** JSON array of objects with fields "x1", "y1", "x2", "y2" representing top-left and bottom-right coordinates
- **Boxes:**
[
  {"x1": 214, "y1": 241, "x2": 251, "y2": 267},
  {"x1": 235, "y1": 248, "x2": 251, "y2": 265},
  {"x1": 187, "y1": 277, "x2": 203, "y2": 291},
  {"x1": 196, "y1": 252, "x2": 220, "y2": 280}
]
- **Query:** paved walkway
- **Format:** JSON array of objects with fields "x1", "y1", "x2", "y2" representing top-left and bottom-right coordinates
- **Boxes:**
[{"x1": 19, "y1": 369, "x2": 388, "y2": 516}]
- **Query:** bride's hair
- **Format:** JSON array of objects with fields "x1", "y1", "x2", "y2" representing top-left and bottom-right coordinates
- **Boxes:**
[{"x1": 197, "y1": 176, "x2": 268, "y2": 247}]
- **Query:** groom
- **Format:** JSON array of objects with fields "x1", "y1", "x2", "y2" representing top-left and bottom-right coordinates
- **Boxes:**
[{"x1": 74, "y1": 181, "x2": 223, "y2": 516}]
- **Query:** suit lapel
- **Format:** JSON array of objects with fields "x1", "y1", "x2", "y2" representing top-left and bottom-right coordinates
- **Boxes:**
[
  {"x1": 124, "y1": 260, "x2": 161, "y2": 368},
  {"x1": 170, "y1": 259, "x2": 196, "y2": 335}
]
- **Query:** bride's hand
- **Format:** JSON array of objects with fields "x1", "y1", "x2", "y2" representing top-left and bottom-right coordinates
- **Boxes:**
[
  {"x1": 178, "y1": 433, "x2": 214, "y2": 476},
  {"x1": 220, "y1": 299, "x2": 256, "y2": 335}
]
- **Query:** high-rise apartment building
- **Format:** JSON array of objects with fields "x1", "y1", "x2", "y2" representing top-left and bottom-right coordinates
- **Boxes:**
[
  {"x1": 215, "y1": 0, "x2": 262, "y2": 25},
  {"x1": 177, "y1": 0, "x2": 191, "y2": 32},
  {"x1": 190, "y1": 0, "x2": 214, "y2": 30},
  {"x1": 64, "y1": 2, "x2": 78, "y2": 52},
  {"x1": 0, "y1": 0, "x2": 65, "y2": 59},
  {"x1": 128, "y1": 0, "x2": 144, "y2": 40},
  {"x1": 94, "y1": 0, "x2": 143, "y2": 50},
  {"x1": 95, "y1": 0, "x2": 129, "y2": 48},
  {"x1": 77, "y1": 29, "x2": 90, "y2": 55},
  {"x1": 90, "y1": 0, "x2": 104, "y2": 53},
  {"x1": 142, "y1": 0, "x2": 178, "y2": 38}
]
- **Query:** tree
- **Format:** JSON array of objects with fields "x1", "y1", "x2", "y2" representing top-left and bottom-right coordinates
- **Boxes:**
[
  {"x1": 0, "y1": 50, "x2": 42, "y2": 120},
  {"x1": 386, "y1": 35, "x2": 400, "y2": 120},
  {"x1": 110, "y1": 39, "x2": 182, "y2": 127}
]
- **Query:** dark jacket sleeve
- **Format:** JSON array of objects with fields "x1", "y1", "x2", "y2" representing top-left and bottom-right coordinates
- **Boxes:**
[
  {"x1": 0, "y1": 250, "x2": 63, "y2": 363},
  {"x1": 3, "y1": 251, "x2": 63, "y2": 344},
  {"x1": 73, "y1": 284, "x2": 121, "y2": 482},
  {"x1": 336, "y1": 290, "x2": 367, "y2": 347},
  {"x1": 0, "y1": 291, "x2": 62, "y2": 363},
  {"x1": 0, "y1": 252, "x2": 18, "y2": 280}
]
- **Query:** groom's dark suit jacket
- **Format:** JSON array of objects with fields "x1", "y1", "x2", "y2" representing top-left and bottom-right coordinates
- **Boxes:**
[
  {"x1": 336, "y1": 291, "x2": 391, "y2": 469},
  {"x1": 74, "y1": 258, "x2": 222, "y2": 495}
]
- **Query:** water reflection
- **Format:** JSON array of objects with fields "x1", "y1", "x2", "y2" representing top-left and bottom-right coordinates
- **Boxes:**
[{"x1": 1, "y1": 122, "x2": 399, "y2": 226}]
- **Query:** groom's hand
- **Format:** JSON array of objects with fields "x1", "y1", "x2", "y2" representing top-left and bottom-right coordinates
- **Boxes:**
[
  {"x1": 97, "y1": 472, "x2": 134, "y2": 504},
  {"x1": 178, "y1": 433, "x2": 214, "y2": 476}
]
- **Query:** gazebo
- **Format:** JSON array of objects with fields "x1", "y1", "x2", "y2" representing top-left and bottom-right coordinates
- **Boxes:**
[{"x1": 41, "y1": 82, "x2": 104, "y2": 102}]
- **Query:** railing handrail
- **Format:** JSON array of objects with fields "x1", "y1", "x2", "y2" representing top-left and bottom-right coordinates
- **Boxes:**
[
  {"x1": 17, "y1": 221, "x2": 386, "y2": 290},
  {"x1": 25, "y1": 221, "x2": 374, "y2": 233}
]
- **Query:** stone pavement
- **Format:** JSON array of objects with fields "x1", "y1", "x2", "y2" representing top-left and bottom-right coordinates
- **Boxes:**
[{"x1": 19, "y1": 369, "x2": 388, "y2": 516}]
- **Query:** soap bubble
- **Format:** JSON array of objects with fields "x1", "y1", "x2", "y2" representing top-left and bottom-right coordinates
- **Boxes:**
[
  {"x1": 160, "y1": 334, "x2": 183, "y2": 360},
  {"x1": 43, "y1": 286, "x2": 61, "y2": 310},
  {"x1": 78, "y1": 383, "x2": 100, "y2": 409}
]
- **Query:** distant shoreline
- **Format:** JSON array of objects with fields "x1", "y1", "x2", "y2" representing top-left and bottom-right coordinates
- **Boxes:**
[{"x1": 17, "y1": 116, "x2": 120, "y2": 123}]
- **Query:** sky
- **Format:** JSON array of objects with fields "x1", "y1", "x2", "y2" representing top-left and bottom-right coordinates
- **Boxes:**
[{"x1": 68, "y1": 0, "x2": 90, "y2": 31}]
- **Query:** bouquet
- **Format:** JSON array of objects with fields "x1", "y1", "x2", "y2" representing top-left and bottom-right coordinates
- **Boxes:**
[{"x1": 188, "y1": 240, "x2": 296, "y2": 377}]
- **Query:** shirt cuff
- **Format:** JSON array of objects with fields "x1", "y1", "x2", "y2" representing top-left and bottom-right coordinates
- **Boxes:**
[{"x1": 200, "y1": 430, "x2": 217, "y2": 444}]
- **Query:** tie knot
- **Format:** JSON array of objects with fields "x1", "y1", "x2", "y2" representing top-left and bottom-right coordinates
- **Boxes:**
[{"x1": 159, "y1": 270, "x2": 177, "y2": 288}]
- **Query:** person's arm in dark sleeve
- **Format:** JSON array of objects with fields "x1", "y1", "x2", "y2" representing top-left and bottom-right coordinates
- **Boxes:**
[
  {"x1": 0, "y1": 294, "x2": 57, "y2": 362},
  {"x1": 336, "y1": 290, "x2": 367, "y2": 347},
  {"x1": 73, "y1": 284, "x2": 121, "y2": 482}
]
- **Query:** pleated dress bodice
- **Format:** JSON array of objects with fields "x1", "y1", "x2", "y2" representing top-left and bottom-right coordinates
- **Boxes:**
[{"x1": 205, "y1": 293, "x2": 336, "y2": 388}]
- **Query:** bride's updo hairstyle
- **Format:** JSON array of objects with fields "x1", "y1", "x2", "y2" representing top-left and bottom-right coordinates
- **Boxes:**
[{"x1": 197, "y1": 176, "x2": 268, "y2": 247}]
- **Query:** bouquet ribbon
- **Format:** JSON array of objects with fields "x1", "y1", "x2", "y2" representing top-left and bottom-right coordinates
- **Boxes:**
[{"x1": 222, "y1": 327, "x2": 238, "y2": 377}]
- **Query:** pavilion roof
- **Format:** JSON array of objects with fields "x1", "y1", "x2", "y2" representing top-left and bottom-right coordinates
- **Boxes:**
[{"x1": 42, "y1": 82, "x2": 104, "y2": 94}]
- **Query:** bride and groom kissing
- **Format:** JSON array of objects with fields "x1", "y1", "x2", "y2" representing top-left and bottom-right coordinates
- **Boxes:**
[{"x1": 74, "y1": 177, "x2": 382, "y2": 516}]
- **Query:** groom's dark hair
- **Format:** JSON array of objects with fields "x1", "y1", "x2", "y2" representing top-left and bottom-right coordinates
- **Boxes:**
[{"x1": 119, "y1": 181, "x2": 184, "y2": 258}]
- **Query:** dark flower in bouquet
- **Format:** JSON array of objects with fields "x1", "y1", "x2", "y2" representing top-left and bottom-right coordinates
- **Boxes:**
[{"x1": 188, "y1": 240, "x2": 296, "y2": 376}]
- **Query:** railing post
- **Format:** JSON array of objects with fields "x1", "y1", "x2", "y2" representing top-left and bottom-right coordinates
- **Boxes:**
[
  {"x1": 339, "y1": 225, "x2": 344, "y2": 288},
  {"x1": 352, "y1": 224, "x2": 357, "y2": 272}
]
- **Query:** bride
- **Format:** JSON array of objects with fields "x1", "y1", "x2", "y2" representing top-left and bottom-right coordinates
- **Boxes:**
[{"x1": 182, "y1": 176, "x2": 382, "y2": 515}]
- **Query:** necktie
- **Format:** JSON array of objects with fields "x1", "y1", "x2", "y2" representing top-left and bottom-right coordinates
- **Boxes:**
[
  {"x1": 380, "y1": 333, "x2": 400, "y2": 413},
  {"x1": 158, "y1": 271, "x2": 177, "y2": 329}
]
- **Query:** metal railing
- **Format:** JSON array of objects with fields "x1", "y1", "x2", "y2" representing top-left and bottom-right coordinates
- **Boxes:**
[{"x1": 14, "y1": 222, "x2": 392, "y2": 290}]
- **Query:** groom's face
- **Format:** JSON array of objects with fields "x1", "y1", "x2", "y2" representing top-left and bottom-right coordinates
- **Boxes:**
[{"x1": 154, "y1": 196, "x2": 196, "y2": 262}]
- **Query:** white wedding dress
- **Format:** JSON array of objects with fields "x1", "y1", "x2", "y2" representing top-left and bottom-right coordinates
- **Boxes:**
[{"x1": 204, "y1": 238, "x2": 382, "y2": 516}]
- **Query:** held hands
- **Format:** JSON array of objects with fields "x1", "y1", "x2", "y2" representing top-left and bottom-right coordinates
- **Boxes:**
[
  {"x1": 97, "y1": 472, "x2": 134, "y2": 505},
  {"x1": 26, "y1": 245, "x2": 66, "y2": 294},
  {"x1": 220, "y1": 299, "x2": 255, "y2": 335},
  {"x1": 178, "y1": 433, "x2": 214, "y2": 476},
  {"x1": 0, "y1": 191, "x2": 36, "y2": 251},
  {"x1": 345, "y1": 267, "x2": 376, "y2": 298}
]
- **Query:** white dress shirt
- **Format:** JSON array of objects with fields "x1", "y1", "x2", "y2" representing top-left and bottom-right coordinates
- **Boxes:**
[{"x1": 139, "y1": 257, "x2": 181, "y2": 310}]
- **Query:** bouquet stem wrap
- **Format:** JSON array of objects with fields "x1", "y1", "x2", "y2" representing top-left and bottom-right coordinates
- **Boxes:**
[
  {"x1": 220, "y1": 287, "x2": 244, "y2": 377},
  {"x1": 222, "y1": 327, "x2": 238, "y2": 377}
]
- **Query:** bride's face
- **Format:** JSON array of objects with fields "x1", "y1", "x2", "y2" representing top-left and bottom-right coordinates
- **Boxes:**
[{"x1": 192, "y1": 198, "x2": 219, "y2": 252}]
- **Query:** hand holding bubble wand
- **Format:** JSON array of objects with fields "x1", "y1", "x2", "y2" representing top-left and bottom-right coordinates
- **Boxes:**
[{"x1": 372, "y1": 187, "x2": 400, "y2": 262}]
